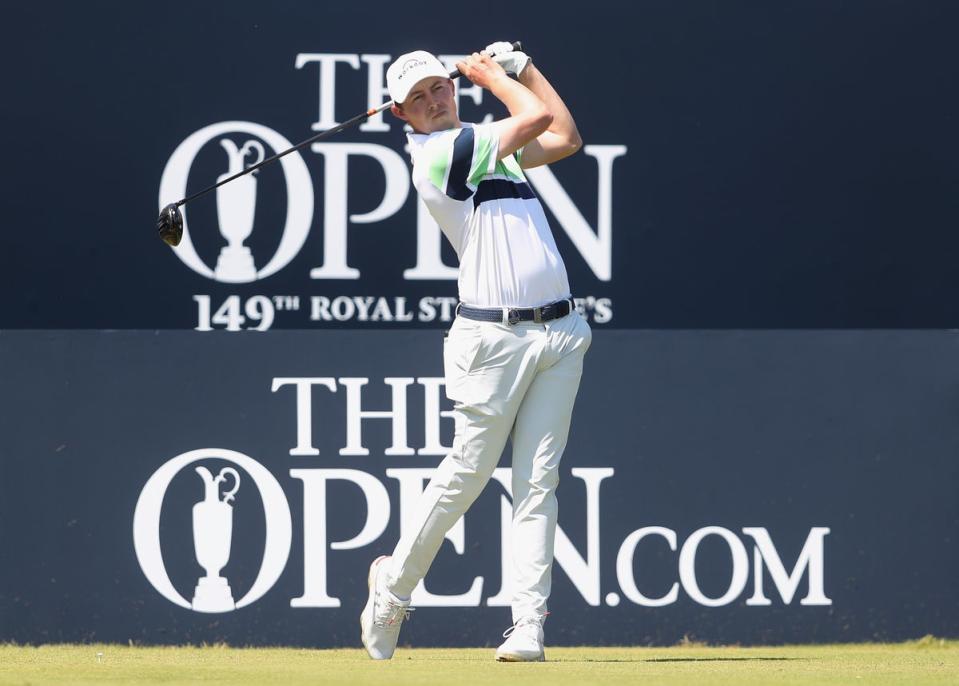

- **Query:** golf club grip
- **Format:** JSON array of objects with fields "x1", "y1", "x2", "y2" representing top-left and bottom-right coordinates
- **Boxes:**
[{"x1": 447, "y1": 41, "x2": 524, "y2": 79}]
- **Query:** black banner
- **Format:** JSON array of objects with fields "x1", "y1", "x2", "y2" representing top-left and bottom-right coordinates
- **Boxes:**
[
  {"x1": 2, "y1": 1, "x2": 959, "y2": 328},
  {"x1": 2, "y1": 330, "x2": 957, "y2": 645}
]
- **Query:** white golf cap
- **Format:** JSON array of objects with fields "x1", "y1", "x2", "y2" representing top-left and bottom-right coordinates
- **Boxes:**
[{"x1": 387, "y1": 50, "x2": 450, "y2": 104}]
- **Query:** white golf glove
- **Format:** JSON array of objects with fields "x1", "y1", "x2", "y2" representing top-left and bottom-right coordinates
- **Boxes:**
[
  {"x1": 484, "y1": 41, "x2": 515, "y2": 57},
  {"x1": 483, "y1": 40, "x2": 531, "y2": 76}
]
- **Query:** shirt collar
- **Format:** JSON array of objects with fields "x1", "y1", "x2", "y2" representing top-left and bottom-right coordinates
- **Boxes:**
[{"x1": 406, "y1": 121, "x2": 475, "y2": 150}]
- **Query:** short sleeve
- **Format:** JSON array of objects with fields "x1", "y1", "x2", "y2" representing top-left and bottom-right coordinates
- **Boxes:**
[{"x1": 422, "y1": 124, "x2": 500, "y2": 201}]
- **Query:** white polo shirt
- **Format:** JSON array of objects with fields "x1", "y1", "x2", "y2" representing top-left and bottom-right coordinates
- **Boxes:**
[{"x1": 407, "y1": 121, "x2": 572, "y2": 308}]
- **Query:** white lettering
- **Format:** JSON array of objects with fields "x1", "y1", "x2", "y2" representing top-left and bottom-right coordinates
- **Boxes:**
[
  {"x1": 593, "y1": 297, "x2": 613, "y2": 323},
  {"x1": 679, "y1": 526, "x2": 749, "y2": 607},
  {"x1": 743, "y1": 527, "x2": 832, "y2": 606},
  {"x1": 418, "y1": 297, "x2": 438, "y2": 322},
  {"x1": 616, "y1": 526, "x2": 679, "y2": 607},
  {"x1": 370, "y1": 297, "x2": 394, "y2": 321},
  {"x1": 295, "y1": 53, "x2": 361, "y2": 131},
  {"x1": 488, "y1": 468, "x2": 614, "y2": 606},
  {"x1": 291, "y1": 469, "x2": 390, "y2": 608},
  {"x1": 525, "y1": 145, "x2": 627, "y2": 281},
  {"x1": 339, "y1": 377, "x2": 415, "y2": 456},
  {"x1": 309, "y1": 143, "x2": 410, "y2": 279},
  {"x1": 331, "y1": 296, "x2": 355, "y2": 320},
  {"x1": 271, "y1": 377, "x2": 337, "y2": 456},
  {"x1": 353, "y1": 296, "x2": 376, "y2": 321},
  {"x1": 310, "y1": 296, "x2": 331, "y2": 321},
  {"x1": 359, "y1": 54, "x2": 392, "y2": 133},
  {"x1": 394, "y1": 297, "x2": 415, "y2": 321}
]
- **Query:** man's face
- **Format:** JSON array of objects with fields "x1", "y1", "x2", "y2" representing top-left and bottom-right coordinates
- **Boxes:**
[{"x1": 391, "y1": 76, "x2": 459, "y2": 134}]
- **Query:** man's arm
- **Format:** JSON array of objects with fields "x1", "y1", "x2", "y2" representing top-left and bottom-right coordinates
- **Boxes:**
[
  {"x1": 514, "y1": 62, "x2": 583, "y2": 169},
  {"x1": 456, "y1": 53, "x2": 553, "y2": 161}
]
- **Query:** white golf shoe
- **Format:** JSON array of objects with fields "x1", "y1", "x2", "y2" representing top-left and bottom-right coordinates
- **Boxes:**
[
  {"x1": 495, "y1": 614, "x2": 547, "y2": 662},
  {"x1": 360, "y1": 555, "x2": 412, "y2": 660}
]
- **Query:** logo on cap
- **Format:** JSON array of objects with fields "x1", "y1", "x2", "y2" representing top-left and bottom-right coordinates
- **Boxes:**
[{"x1": 398, "y1": 59, "x2": 428, "y2": 80}]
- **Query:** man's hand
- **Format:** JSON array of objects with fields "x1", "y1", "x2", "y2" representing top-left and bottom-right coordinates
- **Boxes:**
[
  {"x1": 483, "y1": 41, "x2": 531, "y2": 76},
  {"x1": 456, "y1": 53, "x2": 510, "y2": 90},
  {"x1": 456, "y1": 52, "x2": 552, "y2": 161}
]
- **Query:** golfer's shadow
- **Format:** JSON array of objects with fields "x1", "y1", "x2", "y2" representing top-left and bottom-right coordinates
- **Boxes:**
[
  {"x1": 558, "y1": 657, "x2": 802, "y2": 663},
  {"x1": 644, "y1": 657, "x2": 802, "y2": 663}
]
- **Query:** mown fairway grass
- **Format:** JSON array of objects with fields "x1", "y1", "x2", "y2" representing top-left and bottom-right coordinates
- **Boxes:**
[{"x1": 1, "y1": 639, "x2": 957, "y2": 685}]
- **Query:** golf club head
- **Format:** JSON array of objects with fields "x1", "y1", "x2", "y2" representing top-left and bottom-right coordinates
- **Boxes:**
[{"x1": 157, "y1": 203, "x2": 183, "y2": 247}]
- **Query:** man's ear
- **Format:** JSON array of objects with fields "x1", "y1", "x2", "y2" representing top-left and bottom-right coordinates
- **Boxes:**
[{"x1": 390, "y1": 103, "x2": 408, "y2": 122}]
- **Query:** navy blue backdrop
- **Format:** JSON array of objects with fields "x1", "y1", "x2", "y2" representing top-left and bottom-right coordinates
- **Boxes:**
[
  {"x1": 1, "y1": 0, "x2": 958, "y2": 647},
  {"x1": 1, "y1": 0, "x2": 957, "y2": 328},
  {"x1": 2, "y1": 330, "x2": 958, "y2": 645}
]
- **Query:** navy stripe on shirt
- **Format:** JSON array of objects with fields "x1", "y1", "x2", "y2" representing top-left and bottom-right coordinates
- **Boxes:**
[
  {"x1": 445, "y1": 128, "x2": 474, "y2": 201},
  {"x1": 472, "y1": 179, "x2": 536, "y2": 208}
]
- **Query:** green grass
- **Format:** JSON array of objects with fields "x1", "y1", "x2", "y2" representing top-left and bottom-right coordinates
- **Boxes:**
[{"x1": 1, "y1": 638, "x2": 957, "y2": 685}]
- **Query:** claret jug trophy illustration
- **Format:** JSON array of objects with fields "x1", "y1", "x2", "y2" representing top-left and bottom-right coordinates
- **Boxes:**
[
  {"x1": 214, "y1": 139, "x2": 265, "y2": 282},
  {"x1": 191, "y1": 466, "x2": 241, "y2": 612}
]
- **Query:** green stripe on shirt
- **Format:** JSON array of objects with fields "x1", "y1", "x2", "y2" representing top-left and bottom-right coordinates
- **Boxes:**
[
  {"x1": 467, "y1": 132, "x2": 496, "y2": 187},
  {"x1": 427, "y1": 141, "x2": 451, "y2": 191},
  {"x1": 495, "y1": 154, "x2": 526, "y2": 182}
]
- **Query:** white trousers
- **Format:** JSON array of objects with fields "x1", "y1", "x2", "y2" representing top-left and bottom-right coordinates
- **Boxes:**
[{"x1": 386, "y1": 310, "x2": 592, "y2": 621}]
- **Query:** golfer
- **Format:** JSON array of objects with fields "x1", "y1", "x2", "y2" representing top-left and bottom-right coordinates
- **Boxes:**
[{"x1": 361, "y1": 41, "x2": 591, "y2": 662}]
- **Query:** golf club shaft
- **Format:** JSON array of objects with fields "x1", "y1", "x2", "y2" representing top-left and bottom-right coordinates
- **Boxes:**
[
  {"x1": 177, "y1": 101, "x2": 391, "y2": 207},
  {"x1": 175, "y1": 41, "x2": 523, "y2": 209}
]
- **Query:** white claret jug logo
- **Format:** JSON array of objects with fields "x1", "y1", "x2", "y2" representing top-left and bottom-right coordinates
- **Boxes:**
[
  {"x1": 191, "y1": 466, "x2": 240, "y2": 611},
  {"x1": 158, "y1": 122, "x2": 314, "y2": 283},
  {"x1": 215, "y1": 140, "x2": 264, "y2": 282},
  {"x1": 133, "y1": 449, "x2": 293, "y2": 613}
]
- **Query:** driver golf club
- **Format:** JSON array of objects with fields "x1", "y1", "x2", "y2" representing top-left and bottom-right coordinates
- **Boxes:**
[{"x1": 157, "y1": 41, "x2": 524, "y2": 247}]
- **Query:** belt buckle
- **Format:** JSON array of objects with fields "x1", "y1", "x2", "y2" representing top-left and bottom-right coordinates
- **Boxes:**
[
  {"x1": 533, "y1": 306, "x2": 544, "y2": 324},
  {"x1": 506, "y1": 308, "x2": 522, "y2": 326}
]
